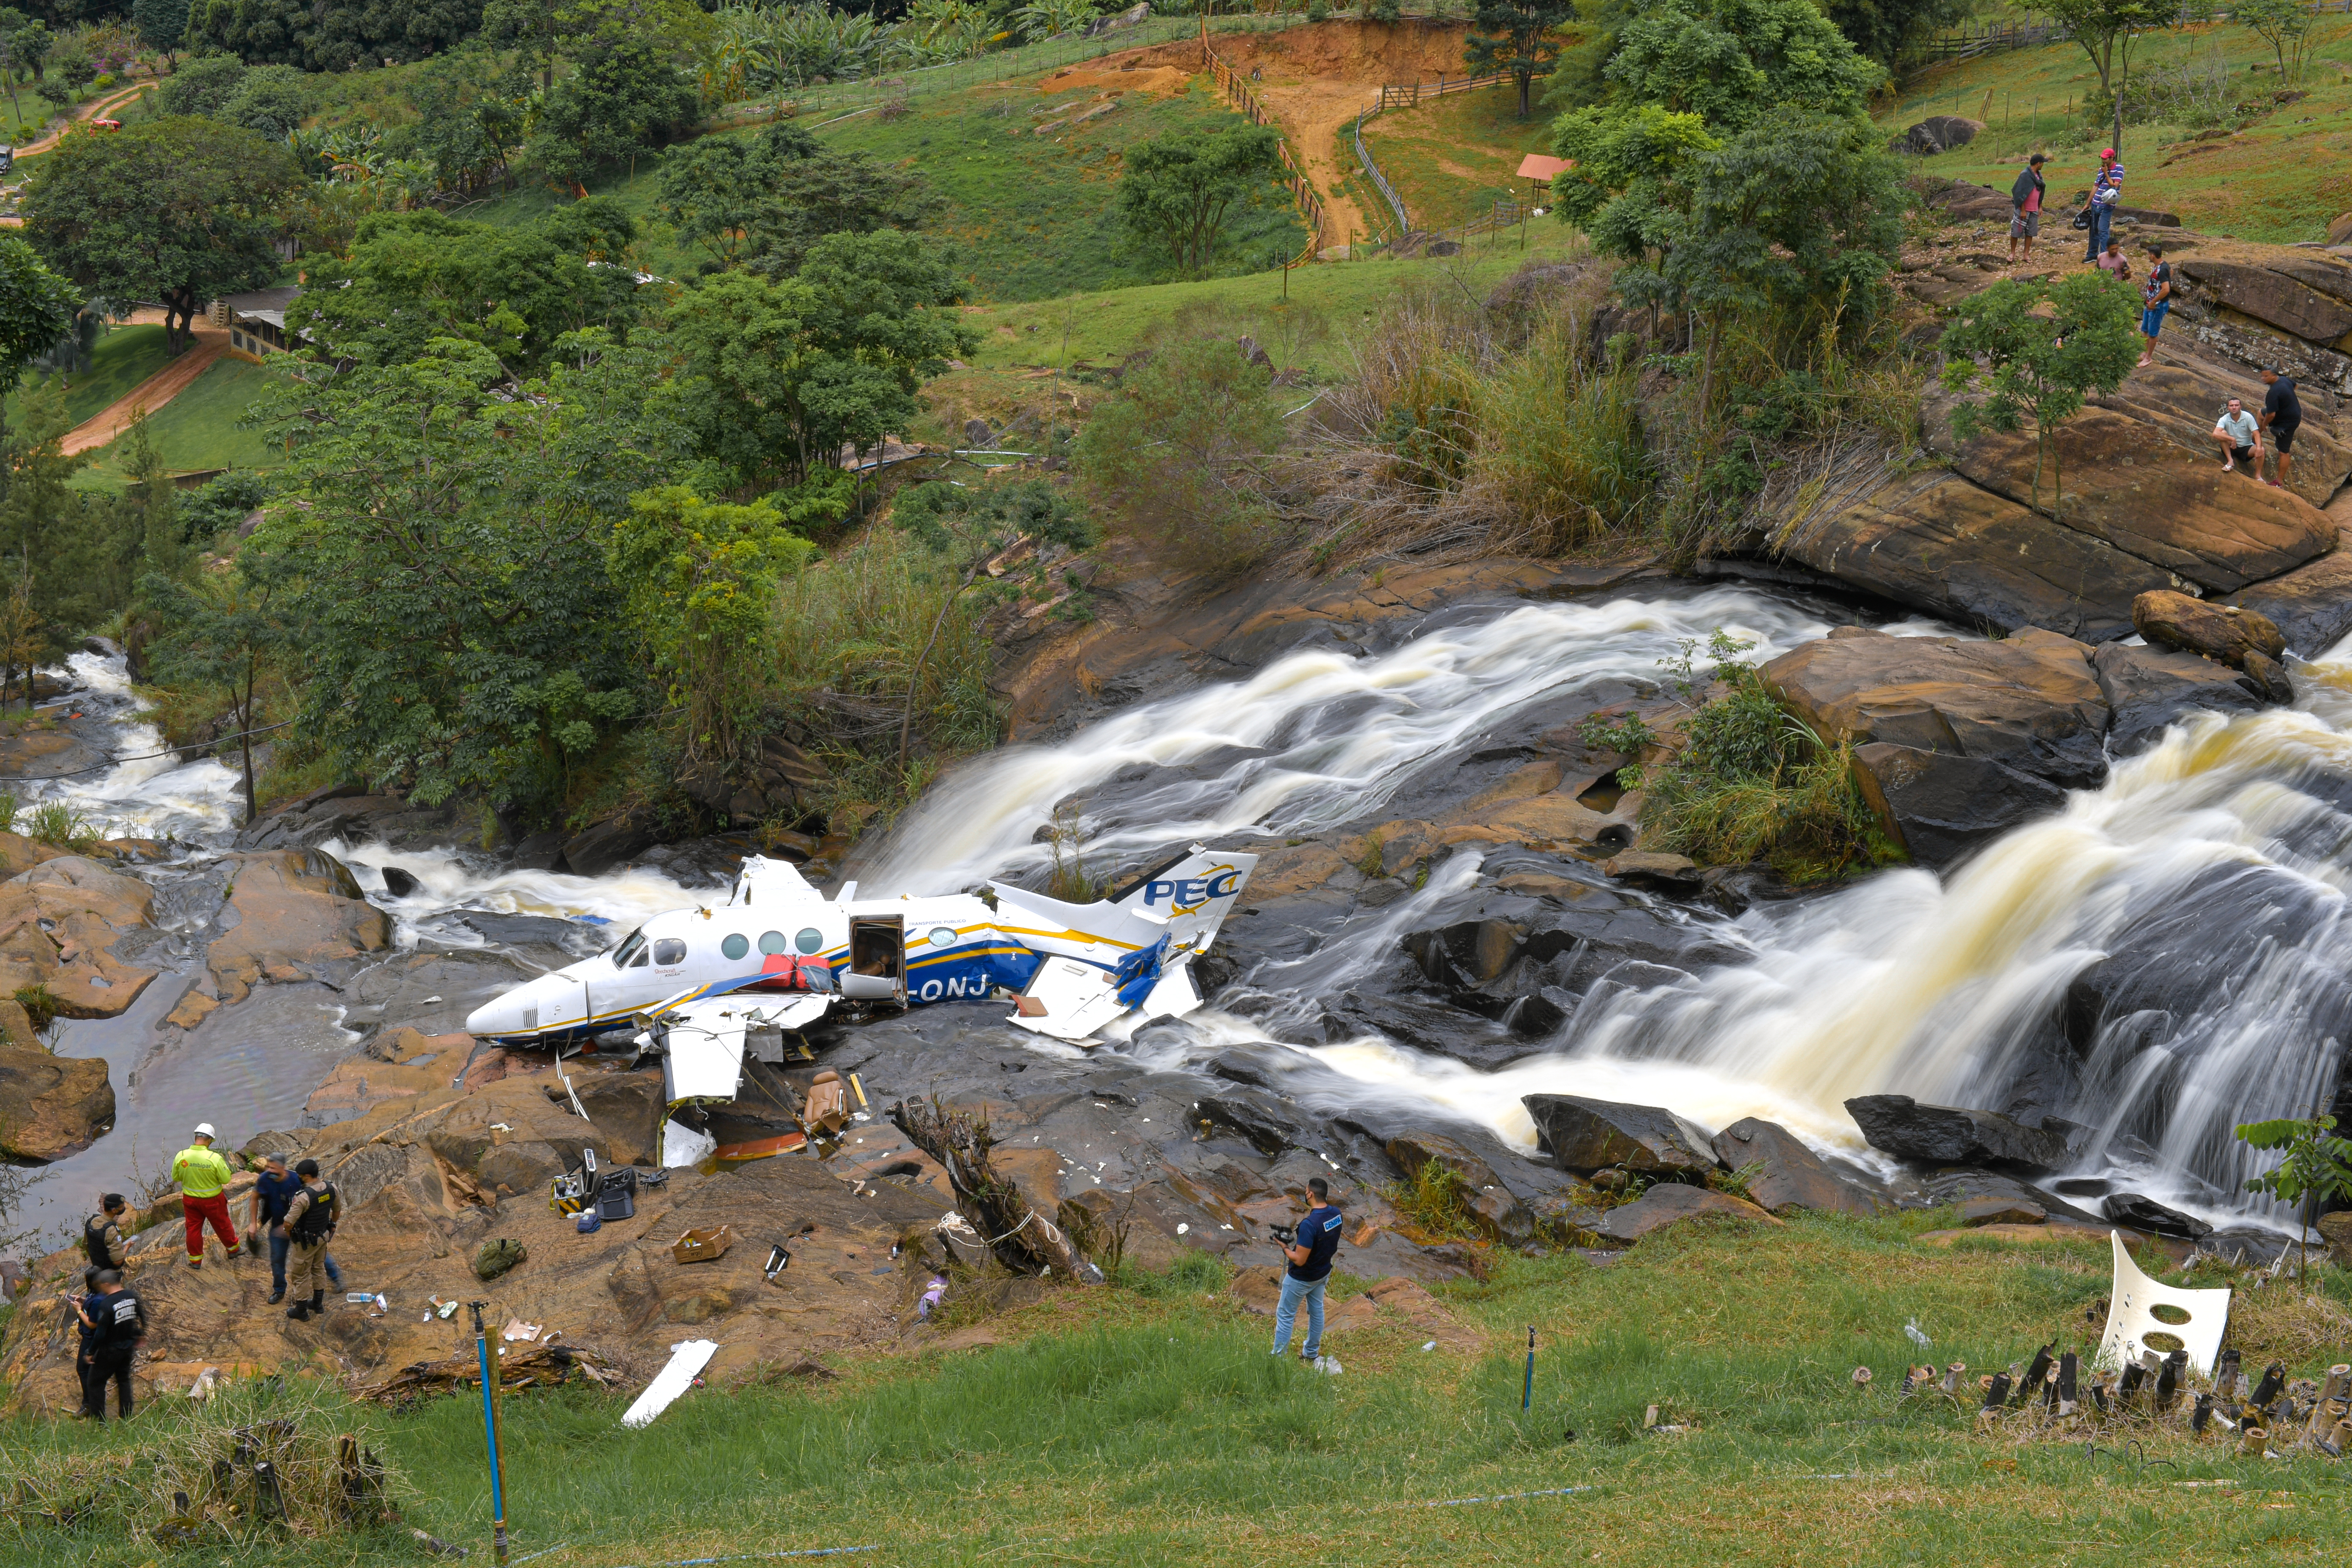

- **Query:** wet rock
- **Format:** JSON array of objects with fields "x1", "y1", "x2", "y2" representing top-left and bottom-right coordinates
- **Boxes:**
[
  {"x1": 2132, "y1": 590, "x2": 2287, "y2": 673},
  {"x1": 460, "y1": 912, "x2": 589, "y2": 949},
  {"x1": 2225, "y1": 522, "x2": 2352, "y2": 656},
  {"x1": 1850, "y1": 741, "x2": 2069, "y2": 869},
  {"x1": 1918, "y1": 1168, "x2": 2100, "y2": 1223},
  {"x1": 1603, "y1": 851, "x2": 1701, "y2": 892},
  {"x1": 1190, "y1": 1088, "x2": 1298, "y2": 1158},
  {"x1": 1523, "y1": 1095, "x2": 1717, "y2": 1176},
  {"x1": 1959, "y1": 1196, "x2": 2047, "y2": 1226},
  {"x1": 1588, "y1": 1183, "x2": 1780, "y2": 1245},
  {"x1": 2101, "y1": 1192, "x2": 2214, "y2": 1239},
  {"x1": 635, "y1": 836, "x2": 755, "y2": 889},
  {"x1": 1844, "y1": 1094, "x2": 2071, "y2": 1173},
  {"x1": 2240, "y1": 650, "x2": 2294, "y2": 703},
  {"x1": 1383, "y1": 1128, "x2": 1534, "y2": 1246},
  {"x1": 206, "y1": 849, "x2": 388, "y2": 1007},
  {"x1": 548, "y1": 1067, "x2": 667, "y2": 1168},
  {"x1": 509, "y1": 829, "x2": 566, "y2": 872},
  {"x1": 2092, "y1": 642, "x2": 2265, "y2": 757},
  {"x1": 0, "y1": 724, "x2": 109, "y2": 779},
  {"x1": 0, "y1": 855, "x2": 158, "y2": 1017},
  {"x1": 380, "y1": 866, "x2": 420, "y2": 898},
  {"x1": 0, "y1": 832, "x2": 70, "y2": 878},
  {"x1": 1764, "y1": 626, "x2": 2112, "y2": 791},
  {"x1": 0, "y1": 1045, "x2": 114, "y2": 1162},
  {"x1": 1708, "y1": 1118, "x2": 1877, "y2": 1216},
  {"x1": 561, "y1": 808, "x2": 659, "y2": 878}
]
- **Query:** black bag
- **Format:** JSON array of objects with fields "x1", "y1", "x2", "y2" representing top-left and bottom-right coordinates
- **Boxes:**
[{"x1": 2070, "y1": 207, "x2": 2094, "y2": 231}]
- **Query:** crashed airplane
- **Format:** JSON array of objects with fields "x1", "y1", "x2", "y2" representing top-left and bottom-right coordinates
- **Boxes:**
[{"x1": 463, "y1": 844, "x2": 1258, "y2": 1105}]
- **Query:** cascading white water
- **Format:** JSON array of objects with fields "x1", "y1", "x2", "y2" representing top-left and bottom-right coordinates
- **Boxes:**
[
  {"x1": 17, "y1": 652, "x2": 245, "y2": 840},
  {"x1": 321, "y1": 838, "x2": 699, "y2": 945},
  {"x1": 866, "y1": 588, "x2": 1953, "y2": 892}
]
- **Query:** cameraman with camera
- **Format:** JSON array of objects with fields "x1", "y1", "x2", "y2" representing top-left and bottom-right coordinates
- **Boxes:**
[{"x1": 1270, "y1": 1177, "x2": 1345, "y2": 1369}]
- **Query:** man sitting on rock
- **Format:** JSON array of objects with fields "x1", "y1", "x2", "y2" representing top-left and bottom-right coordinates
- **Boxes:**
[
  {"x1": 170, "y1": 1123, "x2": 239, "y2": 1270},
  {"x1": 1271, "y1": 1177, "x2": 1345, "y2": 1372},
  {"x1": 2214, "y1": 398, "x2": 2263, "y2": 475}
]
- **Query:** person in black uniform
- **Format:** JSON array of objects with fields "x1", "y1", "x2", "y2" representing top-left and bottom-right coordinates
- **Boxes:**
[
  {"x1": 83, "y1": 1192, "x2": 129, "y2": 1276},
  {"x1": 279, "y1": 1160, "x2": 339, "y2": 1323},
  {"x1": 2260, "y1": 367, "x2": 2303, "y2": 492},
  {"x1": 71, "y1": 1270, "x2": 146, "y2": 1422}
]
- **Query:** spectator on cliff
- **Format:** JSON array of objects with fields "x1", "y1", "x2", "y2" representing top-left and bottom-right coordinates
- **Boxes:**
[
  {"x1": 2009, "y1": 152, "x2": 2047, "y2": 263},
  {"x1": 2138, "y1": 245, "x2": 2173, "y2": 368},
  {"x1": 2215, "y1": 397, "x2": 2263, "y2": 475},
  {"x1": 2261, "y1": 367, "x2": 2302, "y2": 491},
  {"x1": 2094, "y1": 237, "x2": 2131, "y2": 281},
  {"x1": 2084, "y1": 148, "x2": 2123, "y2": 264}
]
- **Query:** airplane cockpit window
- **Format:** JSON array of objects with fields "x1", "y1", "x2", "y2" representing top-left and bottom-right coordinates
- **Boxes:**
[
  {"x1": 651, "y1": 938, "x2": 688, "y2": 965},
  {"x1": 721, "y1": 933, "x2": 749, "y2": 960},
  {"x1": 612, "y1": 930, "x2": 648, "y2": 968}
]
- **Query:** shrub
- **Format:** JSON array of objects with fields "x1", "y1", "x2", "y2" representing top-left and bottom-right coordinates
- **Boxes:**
[
  {"x1": 0, "y1": 790, "x2": 14, "y2": 833},
  {"x1": 13, "y1": 983, "x2": 61, "y2": 1034},
  {"x1": 23, "y1": 798, "x2": 94, "y2": 847},
  {"x1": 1076, "y1": 336, "x2": 1286, "y2": 573}
]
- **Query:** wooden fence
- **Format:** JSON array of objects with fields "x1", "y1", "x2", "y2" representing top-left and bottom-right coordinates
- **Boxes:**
[
  {"x1": 1354, "y1": 67, "x2": 1549, "y2": 241},
  {"x1": 1199, "y1": 14, "x2": 1325, "y2": 268}
]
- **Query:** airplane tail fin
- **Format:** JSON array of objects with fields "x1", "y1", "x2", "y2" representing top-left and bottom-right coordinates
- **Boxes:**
[{"x1": 1105, "y1": 844, "x2": 1258, "y2": 954}]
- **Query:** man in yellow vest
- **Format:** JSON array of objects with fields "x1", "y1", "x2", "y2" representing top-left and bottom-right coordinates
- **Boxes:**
[{"x1": 170, "y1": 1123, "x2": 240, "y2": 1269}]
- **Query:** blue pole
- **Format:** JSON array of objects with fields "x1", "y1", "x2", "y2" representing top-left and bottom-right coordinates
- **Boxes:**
[
  {"x1": 470, "y1": 1302, "x2": 509, "y2": 1564},
  {"x1": 1522, "y1": 1326, "x2": 1535, "y2": 1412}
]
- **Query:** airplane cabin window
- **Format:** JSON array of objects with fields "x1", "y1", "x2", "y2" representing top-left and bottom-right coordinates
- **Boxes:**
[
  {"x1": 758, "y1": 930, "x2": 790, "y2": 954},
  {"x1": 721, "y1": 933, "x2": 749, "y2": 960},
  {"x1": 929, "y1": 927, "x2": 957, "y2": 947},
  {"x1": 611, "y1": 930, "x2": 647, "y2": 968},
  {"x1": 794, "y1": 927, "x2": 824, "y2": 953},
  {"x1": 651, "y1": 938, "x2": 688, "y2": 966}
]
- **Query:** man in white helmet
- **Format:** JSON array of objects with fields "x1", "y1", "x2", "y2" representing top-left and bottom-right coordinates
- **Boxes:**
[{"x1": 170, "y1": 1123, "x2": 240, "y2": 1269}]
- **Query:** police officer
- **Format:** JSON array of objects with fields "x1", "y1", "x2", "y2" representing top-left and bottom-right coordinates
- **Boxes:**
[
  {"x1": 278, "y1": 1159, "x2": 338, "y2": 1322},
  {"x1": 72, "y1": 1269, "x2": 145, "y2": 1421},
  {"x1": 253, "y1": 1155, "x2": 343, "y2": 1306},
  {"x1": 82, "y1": 1192, "x2": 129, "y2": 1276}
]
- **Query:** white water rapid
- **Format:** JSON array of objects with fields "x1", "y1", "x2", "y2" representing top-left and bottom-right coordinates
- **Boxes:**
[{"x1": 15, "y1": 651, "x2": 245, "y2": 841}]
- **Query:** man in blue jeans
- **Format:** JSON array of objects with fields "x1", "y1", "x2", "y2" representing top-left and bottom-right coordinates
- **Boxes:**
[
  {"x1": 252, "y1": 1153, "x2": 342, "y2": 1305},
  {"x1": 1271, "y1": 1177, "x2": 1345, "y2": 1368}
]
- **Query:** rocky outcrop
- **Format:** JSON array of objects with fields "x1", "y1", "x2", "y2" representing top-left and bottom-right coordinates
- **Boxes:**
[
  {"x1": 1890, "y1": 116, "x2": 1980, "y2": 156},
  {"x1": 0, "y1": 1044, "x2": 114, "y2": 1161},
  {"x1": 1384, "y1": 1129, "x2": 1534, "y2": 1246},
  {"x1": 1522, "y1": 1094, "x2": 1716, "y2": 1175},
  {"x1": 1844, "y1": 1094, "x2": 2071, "y2": 1173},
  {"x1": 236, "y1": 789, "x2": 455, "y2": 853},
  {"x1": 561, "y1": 808, "x2": 659, "y2": 879},
  {"x1": 2101, "y1": 1192, "x2": 2213, "y2": 1239},
  {"x1": 1708, "y1": 1117, "x2": 1877, "y2": 1216},
  {"x1": 0, "y1": 832, "x2": 70, "y2": 879},
  {"x1": 675, "y1": 733, "x2": 833, "y2": 831},
  {"x1": 2227, "y1": 520, "x2": 2352, "y2": 656},
  {"x1": 2092, "y1": 642, "x2": 2264, "y2": 757},
  {"x1": 1588, "y1": 1183, "x2": 1780, "y2": 1244},
  {"x1": 1850, "y1": 743, "x2": 2068, "y2": 868},
  {"x1": 0, "y1": 855, "x2": 158, "y2": 1018},
  {"x1": 2131, "y1": 589, "x2": 2287, "y2": 668},
  {"x1": 205, "y1": 849, "x2": 389, "y2": 1007}
]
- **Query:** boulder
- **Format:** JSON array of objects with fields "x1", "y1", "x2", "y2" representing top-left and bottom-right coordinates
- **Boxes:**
[
  {"x1": 1383, "y1": 1129, "x2": 1534, "y2": 1246},
  {"x1": 2227, "y1": 523, "x2": 2352, "y2": 656},
  {"x1": 1922, "y1": 384, "x2": 2334, "y2": 593},
  {"x1": 1850, "y1": 741, "x2": 2068, "y2": 868},
  {"x1": 561, "y1": 809, "x2": 659, "y2": 878},
  {"x1": 1708, "y1": 1118, "x2": 1876, "y2": 1216},
  {"x1": 205, "y1": 849, "x2": 389, "y2": 1006},
  {"x1": 1522, "y1": 1095, "x2": 1717, "y2": 1176},
  {"x1": 2101, "y1": 1192, "x2": 2213, "y2": 1239},
  {"x1": 2319, "y1": 1209, "x2": 2351, "y2": 1258},
  {"x1": 1772, "y1": 466, "x2": 2171, "y2": 642},
  {"x1": 2092, "y1": 642, "x2": 2265, "y2": 756},
  {"x1": 509, "y1": 829, "x2": 566, "y2": 872},
  {"x1": 1893, "y1": 116, "x2": 1980, "y2": 156},
  {"x1": 1763, "y1": 626, "x2": 2112, "y2": 790},
  {"x1": 1959, "y1": 1196, "x2": 2047, "y2": 1226},
  {"x1": 0, "y1": 855, "x2": 158, "y2": 1018},
  {"x1": 2331, "y1": 212, "x2": 2352, "y2": 247},
  {"x1": 2173, "y1": 256, "x2": 2352, "y2": 346},
  {"x1": 0, "y1": 1045, "x2": 114, "y2": 1162},
  {"x1": 1589, "y1": 1183, "x2": 1780, "y2": 1244},
  {"x1": 1843, "y1": 1094, "x2": 2071, "y2": 1173},
  {"x1": 0, "y1": 832, "x2": 69, "y2": 878},
  {"x1": 2130, "y1": 589, "x2": 2287, "y2": 671}
]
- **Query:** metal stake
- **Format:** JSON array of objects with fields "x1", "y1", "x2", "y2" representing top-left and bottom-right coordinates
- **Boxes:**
[
  {"x1": 1522, "y1": 1326, "x2": 1535, "y2": 1412},
  {"x1": 469, "y1": 1301, "x2": 510, "y2": 1564}
]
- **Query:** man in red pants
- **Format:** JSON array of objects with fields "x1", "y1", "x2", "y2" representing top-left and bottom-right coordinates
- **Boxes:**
[{"x1": 171, "y1": 1122, "x2": 239, "y2": 1269}]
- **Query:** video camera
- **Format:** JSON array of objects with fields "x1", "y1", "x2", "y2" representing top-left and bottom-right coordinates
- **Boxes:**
[{"x1": 1268, "y1": 1221, "x2": 1298, "y2": 1247}]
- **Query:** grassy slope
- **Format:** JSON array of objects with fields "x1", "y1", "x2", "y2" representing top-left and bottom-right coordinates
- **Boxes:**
[
  {"x1": 1360, "y1": 80, "x2": 1560, "y2": 231},
  {"x1": 1882, "y1": 20, "x2": 2352, "y2": 241},
  {"x1": 4, "y1": 324, "x2": 171, "y2": 432},
  {"x1": 8, "y1": 1215, "x2": 2349, "y2": 1567},
  {"x1": 72, "y1": 358, "x2": 283, "y2": 486}
]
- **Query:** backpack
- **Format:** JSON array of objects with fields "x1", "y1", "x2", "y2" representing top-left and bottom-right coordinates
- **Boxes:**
[
  {"x1": 473, "y1": 1238, "x2": 528, "y2": 1281},
  {"x1": 287, "y1": 1183, "x2": 338, "y2": 1243}
]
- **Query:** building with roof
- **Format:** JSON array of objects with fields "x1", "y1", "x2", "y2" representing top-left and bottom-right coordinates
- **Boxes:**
[{"x1": 210, "y1": 286, "x2": 299, "y2": 362}]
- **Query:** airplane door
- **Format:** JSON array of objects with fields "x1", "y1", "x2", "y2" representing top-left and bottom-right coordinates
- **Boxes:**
[{"x1": 841, "y1": 916, "x2": 906, "y2": 1004}]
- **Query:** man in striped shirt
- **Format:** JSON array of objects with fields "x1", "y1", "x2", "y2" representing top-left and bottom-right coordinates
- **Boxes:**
[{"x1": 2084, "y1": 149, "x2": 2123, "y2": 264}]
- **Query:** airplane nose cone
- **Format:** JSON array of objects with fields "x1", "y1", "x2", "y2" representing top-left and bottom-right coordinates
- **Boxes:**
[{"x1": 466, "y1": 993, "x2": 528, "y2": 1038}]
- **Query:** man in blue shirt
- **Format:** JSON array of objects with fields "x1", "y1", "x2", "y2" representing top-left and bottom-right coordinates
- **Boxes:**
[
  {"x1": 2084, "y1": 148, "x2": 2123, "y2": 264},
  {"x1": 253, "y1": 1154, "x2": 342, "y2": 1305},
  {"x1": 1271, "y1": 1178, "x2": 1345, "y2": 1368}
]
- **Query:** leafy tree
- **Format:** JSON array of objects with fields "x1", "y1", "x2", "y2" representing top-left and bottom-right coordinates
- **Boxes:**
[
  {"x1": 7, "y1": 19, "x2": 46, "y2": 83},
  {"x1": 889, "y1": 476, "x2": 1094, "y2": 763},
  {"x1": 2236, "y1": 0, "x2": 2314, "y2": 84},
  {"x1": 53, "y1": 40, "x2": 90, "y2": 88},
  {"x1": 607, "y1": 482, "x2": 829, "y2": 766},
  {"x1": 523, "y1": 30, "x2": 701, "y2": 190},
  {"x1": 131, "y1": 0, "x2": 190, "y2": 65},
  {"x1": 1113, "y1": 121, "x2": 1285, "y2": 280},
  {"x1": 20, "y1": 117, "x2": 299, "y2": 355},
  {"x1": 657, "y1": 229, "x2": 975, "y2": 491},
  {"x1": 287, "y1": 207, "x2": 645, "y2": 376},
  {"x1": 655, "y1": 123, "x2": 814, "y2": 270},
  {"x1": 1816, "y1": 0, "x2": 1971, "y2": 71},
  {"x1": 1010, "y1": 0, "x2": 1097, "y2": 42},
  {"x1": 1074, "y1": 335, "x2": 1284, "y2": 572},
  {"x1": 2043, "y1": 0, "x2": 2169, "y2": 148},
  {"x1": 252, "y1": 333, "x2": 661, "y2": 822},
  {"x1": 0, "y1": 231, "x2": 82, "y2": 454},
  {"x1": 2235, "y1": 1113, "x2": 2352, "y2": 1275},
  {"x1": 484, "y1": 0, "x2": 709, "y2": 95},
  {"x1": 1465, "y1": 0, "x2": 1574, "y2": 119},
  {"x1": 743, "y1": 147, "x2": 941, "y2": 278},
  {"x1": 139, "y1": 543, "x2": 296, "y2": 824},
  {"x1": 1599, "y1": 0, "x2": 1884, "y2": 131},
  {"x1": 224, "y1": 61, "x2": 306, "y2": 139},
  {"x1": 0, "y1": 384, "x2": 149, "y2": 663},
  {"x1": 185, "y1": 0, "x2": 486, "y2": 71},
  {"x1": 1938, "y1": 272, "x2": 2142, "y2": 526},
  {"x1": 154, "y1": 49, "x2": 242, "y2": 117}
]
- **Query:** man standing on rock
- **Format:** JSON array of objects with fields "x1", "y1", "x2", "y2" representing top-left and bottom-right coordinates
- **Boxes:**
[
  {"x1": 82, "y1": 1192, "x2": 128, "y2": 1278},
  {"x1": 171, "y1": 1124, "x2": 239, "y2": 1270},
  {"x1": 278, "y1": 1159, "x2": 338, "y2": 1323},
  {"x1": 254, "y1": 1154, "x2": 343, "y2": 1306},
  {"x1": 2008, "y1": 153, "x2": 2046, "y2": 263},
  {"x1": 2084, "y1": 148, "x2": 2123, "y2": 264},
  {"x1": 2260, "y1": 367, "x2": 2302, "y2": 491},
  {"x1": 1271, "y1": 1177, "x2": 1345, "y2": 1370},
  {"x1": 2214, "y1": 397, "x2": 2263, "y2": 476},
  {"x1": 72, "y1": 1269, "x2": 145, "y2": 1422},
  {"x1": 2138, "y1": 245, "x2": 2173, "y2": 368}
]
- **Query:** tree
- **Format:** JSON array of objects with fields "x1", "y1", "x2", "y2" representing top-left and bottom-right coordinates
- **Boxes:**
[
  {"x1": 0, "y1": 231, "x2": 82, "y2": 455},
  {"x1": 224, "y1": 62, "x2": 308, "y2": 139},
  {"x1": 1010, "y1": 0, "x2": 1098, "y2": 42},
  {"x1": 1938, "y1": 272, "x2": 2142, "y2": 526},
  {"x1": 1599, "y1": 0, "x2": 1884, "y2": 132},
  {"x1": 252, "y1": 333, "x2": 661, "y2": 822},
  {"x1": 139, "y1": 542, "x2": 296, "y2": 825},
  {"x1": 1113, "y1": 122, "x2": 1285, "y2": 280},
  {"x1": 185, "y1": 0, "x2": 487, "y2": 72},
  {"x1": 657, "y1": 229, "x2": 974, "y2": 491},
  {"x1": 1816, "y1": 0, "x2": 1971, "y2": 70},
  {"x1": 655, "y1": 124, "x2": 811, "y2": 270},
  {"x1": 523, "y1": 30, "x2": 701, "y2": 190},
  {"x1": 607, "y1": 482, "x2": 828, "y2": 767},
  {"x1": 2043, "y1": 0, "x2": 2169, "y2": 151},
  {"x1": 484, "y1": 0, "x2": 708, "y2": 96},
  {"x1": 1464, "y1": 0, "x2": 1574, "y2": 120},
  {"x1": 21, "y1": 117, "x2": 299, "y2": 355},
  {"x1": 889, "y1": 477, "x2": 1095, "y2": 764},
  {"x1": 2235, "y1": 1114, "x2": 2352, "y2": 1276},
  {"x1": 1073, "y1": 335, "x2": 1285, "y2": 571},
  {"x1": 131, "y1": 0, "x2": 190, "y2": 66},
  {"x1": 2236, "y1": 0, "x2": 2314, "y2": 85},
  {"x1": 155, "y1": 50, "x2": 244, "y2": 117}
]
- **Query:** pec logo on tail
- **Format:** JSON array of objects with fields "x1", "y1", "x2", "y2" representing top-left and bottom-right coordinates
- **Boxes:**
[{"x1": 1144, "y1": 866, "x2": 1242, "y2": 912}]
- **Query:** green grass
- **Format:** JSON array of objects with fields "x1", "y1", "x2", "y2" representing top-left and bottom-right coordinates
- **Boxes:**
[
  {"x1": 1361, "y1": 80, "x2": 1561, "y2": 232},
  {"x1": 74, "y1": 357, "x2": 286, "y2": 486},
  {"x1": 4, "y1": 325, "x2": 171, "y2": 433},
  {"x1": 1883, "y1": 20, "x2": 2352, "y2": 241},
  {"x1": 9, "y1": 1216, "x2": 2349, "y2": 1566}
]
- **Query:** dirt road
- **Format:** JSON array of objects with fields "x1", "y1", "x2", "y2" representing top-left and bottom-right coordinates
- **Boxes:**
[
  {"x1": 11, "y1": 79, "x2": 157, "y2": 160},
  {"x1": 61, "y1": 328, "x2": 230, "y2": 457}
]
